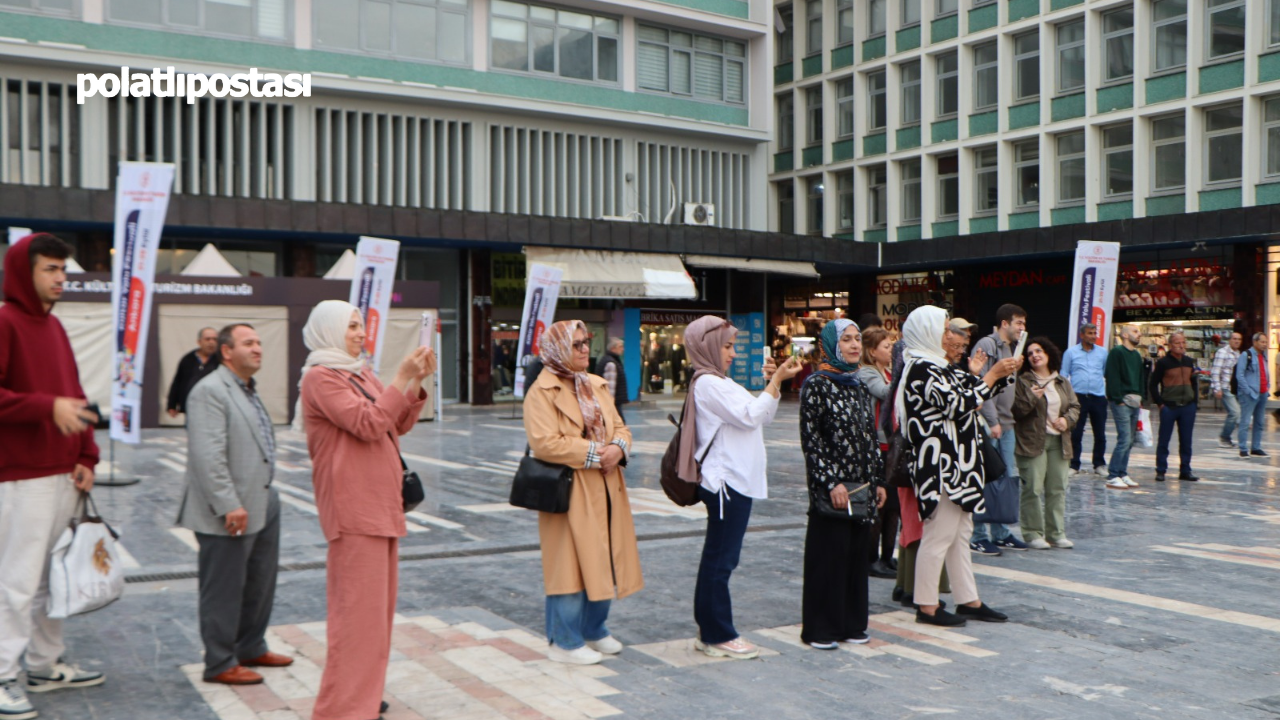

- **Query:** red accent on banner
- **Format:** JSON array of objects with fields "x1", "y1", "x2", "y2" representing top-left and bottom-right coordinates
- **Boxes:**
[
  {"x1": 123, "y1": 277, "x2": 146, "y2": 353},
  {"x1": 364, "y1": 308, "x2": 381, "y2": 356}
]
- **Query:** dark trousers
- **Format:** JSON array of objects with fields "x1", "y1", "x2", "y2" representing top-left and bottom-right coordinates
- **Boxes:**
[
  {"x1": 195, "y1": 493, "x2": 280, "y2": 679},
  {"x1": 1155, "y1": 404, "x2": 1197, "y2": 475},
  {"x1": 801, "y1": 513, "x2": 870, "y2": 644},
  {"x1": 694, "y1": 485, "x2": 752, "y2": 646},
  {"x1": 1070, "y1": 393, "x2": 1109, "y2": 471}
]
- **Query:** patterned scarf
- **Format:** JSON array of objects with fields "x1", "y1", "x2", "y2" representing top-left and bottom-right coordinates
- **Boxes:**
[
  {"x1": 539, "y1": 320, "x2": 606, "y2": 443},
  {"x1": 815, "y1": 318, "x2": 861, "y2": 386}
]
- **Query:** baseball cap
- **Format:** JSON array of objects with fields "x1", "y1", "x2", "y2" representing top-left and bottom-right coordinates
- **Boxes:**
[{"x1": 947, "y1": 317, "x2": 979, "y2": 332}]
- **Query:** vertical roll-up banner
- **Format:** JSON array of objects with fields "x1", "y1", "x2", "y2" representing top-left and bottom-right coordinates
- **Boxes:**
[
  {"x1": 514, "y1": 263, "x2": 564, "y2": 398},
  {"x1": 1067, "y1": 240, "x2": 1121, "y2": 348},
  {"x1": 110, "y1": 162, "x2": 175, "y2": 444},
  {"x1": 349, "y1": 236, "x2": 401, "y2": 372}
]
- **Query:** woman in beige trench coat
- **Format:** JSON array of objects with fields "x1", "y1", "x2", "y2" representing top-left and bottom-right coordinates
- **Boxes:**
[{"x1": 524, "y1": 319, "x2": 642, "y2": 665}]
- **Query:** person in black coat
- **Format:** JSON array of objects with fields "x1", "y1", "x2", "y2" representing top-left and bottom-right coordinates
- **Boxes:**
[
  {"x1": 167, "y1": 327, "x2": 221, "y2": 417},
  {"x1": 595, "y1": 337, "x2": 630, "y2": 424}
]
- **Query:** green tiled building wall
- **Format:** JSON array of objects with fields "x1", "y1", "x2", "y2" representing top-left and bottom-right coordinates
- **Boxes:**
[
  {"x1": 896, "y1": 26, "x2": 921, "y2": 53},
  {"x1": 802, "y1": 146, "x2": 824, "y2": 167},
  {"x1": 1052, "y1": 206, "x2": 1086, "y2": 225},
  {"x1": 1145, "y1": 72, "x2": 1186, "y2": 104},
  {"x1": 1262, "y1": 52, "x2": 1280, "y2": 83},
  {"x1": 969, "y1": 110, "x2": 998, "y2": 137},
  {"x1": 834, "y1": 231, "x2": 856, "y2": 240},
  {"x1": 1008, "y1": 211, "x2": 1041, "y2": 229},
  {"x1": 1051, "y1": 93, "x2": 1086, "y2": 122},
  {"x1": 802, "y1": 54, "x2": 824, "y2": 78},
  {"x1": 864, "y1": 229, "x2": 888, "y2": 243},
  {"x1": 654, "y1": 0, "x2": 750, "y2": 18},
  {"x1": 933, "y1": 220, "x2": 960, "y2": 237},
  {"x1": 969, "y1": 216, "x2": 998, "y2": 233},
  {"x1": 897, "y1": 225, "x2": 922, "y2": 242},
  {"x1": 1008, "y1": 102, "x2": 1040, "y2": 129},
  {"x1": 862, "y1": 36, "x2": 887, "y2": 62},
  {"x1": 896, "y1": 126, "x2": 922, "y2": 150},
  {"x1": 832, "y1": 139, "x2": 854, "y2": 162},
  {"x1": 968, "y1": 4, "x2": 998, "y2": 32},
  {"x1": 1049, "y1": 0, "x2": 1082, "y2": 9},
  {"x1": 1146, "y1": 195, "x2": 1186, "y2": 216},
  {"x1": 774, "y1": 63, "x2": 793, "y2": 85},
  {"x1": 774, "y1": 151, "x2": 794, "y2": 173},
  {"x1": 1257, "y1": 183, "x2": 1280, "y2": 206},
  {"x1": 1199, "y1": 60, "x2": 1245, "y2": 95},
  {"x1": 931, "y1": 119, "x2": 959, "y2": 143},
  {"x1": 1096, "y1": 83, "x2": 1133, "y2": 113},
  {"x1": 863, "y1": 133, "x2": 887, "y2": 156},
  {"x1": 1097, "y1": 201, "x2": 1133, "y2": 221},
  {"x1": 831, "y1": 45, "x2": 854, "y2": 70},
  {"x1": 931, "y1": 15, "x2": 959, "y2": 44},
  {"x1": 1199, "y1": 187, "x2": 1242, "y2": 211},
  {"x1": 1008, "y1": 0, "x2": 1039, "y2": 22}
]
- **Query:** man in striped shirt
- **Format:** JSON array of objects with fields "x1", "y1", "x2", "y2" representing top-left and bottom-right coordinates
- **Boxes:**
[{"x1": 1210, "y1": 331, "x2": 1243, "y2": 448}]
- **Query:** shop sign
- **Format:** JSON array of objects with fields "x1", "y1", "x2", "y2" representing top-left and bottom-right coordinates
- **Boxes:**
[
  {"x1": 876, "y1": 271, "x2": 953, "y2": 332},
  {"x1": 640, "y1": 311, "x2": 718, "y2": 325},
  {"x1": 730, "y1": 313, "x2": 765, "y2": 390},
  {"x1": 1116, "y1": 305, "x2": 1233, "y2": 322},
  {"x1": 979, "y1": 269, "x2": 1069, "y2": 289}
]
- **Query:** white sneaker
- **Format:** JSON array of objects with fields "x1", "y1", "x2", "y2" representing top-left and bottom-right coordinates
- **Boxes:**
[
  {"x1": 586, "y1": 636, "x2": 623, "y2": 655},
  {"x1": 0, "y1": 679, "x2": 36, "y2": 720},
  {"x1": 547, "y1": 645, "x2": 603, "y2": 665},
  {"x1": 25, "y1": 663, "x2": 104, "y2": 693},
  {"x1": 695, "y1": 637, "x2": 760, "y2": 660},
  {"x1": 1053, "y1": 538, "x2": 1075, "y2": 549},
  {"x1": 1121, "y1": 476, "x2": 1138, "y2": 487},
  {"x1": 1027, "y1": 538, "x2": 1052, "y2": 549},
  {"x1": 1218, "y1": 438, "x2": 1235, "y2": 449},
  {"x1": 1072, "y1": 468, "x2": 1091, "y2": 477},
  {"x1": 1093, "y1": 466, "x2": 1107, "y2": 476},
  {"x1": 1106, "y1": 477, "x2": 1130, "y2": 490}
]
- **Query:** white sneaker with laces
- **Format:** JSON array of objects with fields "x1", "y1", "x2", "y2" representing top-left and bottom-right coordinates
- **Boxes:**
[
  {"x1": 0, "y1": 679, "x2": 36, "y2": 720},
  {"x1": 1053, "y1": 538, "x2": 1075, "y2": 549},
  {"x1": 1106, "y1": 477, "x2": 1130, "y2": 490},
  {"x1": 586, "y1": 636, "x2": 623, "y2": 655},
  {"x1": 25, "y1": 662, "x2": 104, "y2": 693},
  {"x1": 695, "y1": 637, "x2": 760, "y2": 660},
  {"x1": 1093, "y1": 466, "x2": 1108, "y2": 476},
  {"x1": 1121, "y1": 476, "x2": 1138, "y2": 487},
  {"x1": 1027, "y1": 538, "x2": 1052, "y2": 549},
  {"x1": 547, "y1": 645, "x2": 603, "y2": 665}
]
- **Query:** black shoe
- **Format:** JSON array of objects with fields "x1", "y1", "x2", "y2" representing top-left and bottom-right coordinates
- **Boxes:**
[
  {"x1": 381, "y1": 701, "x2": 389, "y2": 714},
  {"x1": 956, "y1": 602, "x2": 1008, "y2": 623},
  {"x1": 1155, "y1": 473, "x2": 1166, "y2": 482},
  {"x1": 892, "y1": 586, "x2": 904, "y2": 602},
  {"x1": 900, "y1": 593, "x2": 913, "y2": 608},
  {"x1": 869, "y1": 560, "x2": 897, "y2": 579},
  {"x1": 916, "y1": 608, "x2": 967, "y2": 627},
  {"x1": 885, "y1": 557, "x2": 898, "y2": 571},
  {"x1": 1241, "y1": 450, "x2": 1250, "y2": 458},
  {"x1": 1179, "y1": 473, "x2": 1199, "y2": 481},
  {"x1": 1251, "y1": 450, "x2": 1269, "y2": 457}
]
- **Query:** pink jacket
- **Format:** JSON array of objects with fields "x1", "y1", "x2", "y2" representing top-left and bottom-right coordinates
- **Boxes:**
[{"x1": 301, "y1": 366, "x2": 427, "y2": 542}]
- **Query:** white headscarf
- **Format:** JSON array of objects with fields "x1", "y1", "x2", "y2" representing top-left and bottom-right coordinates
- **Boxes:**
[
  {"x1": 894, "y1": 305, "x2": 951, "y2": 429},
  {"x1": 292, "y1": 300, "x2": 367, "y2": 432}
]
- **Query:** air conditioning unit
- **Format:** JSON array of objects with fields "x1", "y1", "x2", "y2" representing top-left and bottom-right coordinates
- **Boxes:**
[{"x1": 684, "y1": 202, "x2": 716, "y2": 226}]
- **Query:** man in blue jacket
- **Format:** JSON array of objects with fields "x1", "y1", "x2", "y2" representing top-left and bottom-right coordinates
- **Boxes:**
[{"x1": 1235, "y1": 333, "x2": 1270, "y2": 458}]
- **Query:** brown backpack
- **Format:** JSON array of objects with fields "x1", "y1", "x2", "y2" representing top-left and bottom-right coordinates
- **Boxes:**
[{"x1": 659, "y1": 412, "x2": 718, "y2": 507}]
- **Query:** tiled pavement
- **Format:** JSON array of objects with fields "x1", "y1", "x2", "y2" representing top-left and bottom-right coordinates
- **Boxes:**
[{"x1": 21, "y1": 399, "x2": 1280, "y2": 719}]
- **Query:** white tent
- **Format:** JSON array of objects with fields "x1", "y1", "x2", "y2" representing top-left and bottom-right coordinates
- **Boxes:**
[
  {"x1": 323, "y1": 249, "x2": 357, "y2": 279},
  {"x1": 181, "y1": 243, "x2": 242, "y2": 277},
  {"x1": 66, "y1": 257, "x2": 85, "y2": 274}
]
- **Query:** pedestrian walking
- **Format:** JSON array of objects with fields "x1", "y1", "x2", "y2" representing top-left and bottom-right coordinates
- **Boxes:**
[
  {"x1": 524, "y1": 320, "x2": 641, "y2": 666},
  {"x1": 179, "y1": 324, "x2": 292, "y2": 686},
  {"x1": 297, "y1": 300, "x2": 433, "y2": 720},
  {"x1": 167, "y1": 327, "x2": 221, "y2": 418},
  {"x1": 594, "y1": 337, "x2": 630, "y2": 425},
  {"x1": 680, "y1": 316, "x2": 801, "y2": 659},
  {"x1": 1061, "y1": 323, "x2": 1108, "y2": 476},
  {"x1": 971, "y1": 304, "x2": 1030, "y2": 555},
  {"x1": 1012, "y1": 338, "x2": 1080, "y2": 549},
  {"x1": 0, "y1": 234, "x2": 104, "y2": 720},
  {"x1": 1104, "y1": 324, "x2": 1147, "y2": 489},
  {"x1": 1150, "y1": 332, "x2": 1201, "y2": 482},
  {"x1": 1211, "y1": 332, "x2": 1244, "y2": 448},
  {"x1": 800, "y1": 320, "x2": 887, "y2": 650},
  {"x1": 857, "y1": 327, "x2": 898, "y2": 580},
  {"x1": 898, "y1": 306, "x2": 1017, "y2": 627},
  {"x1": 1235, "y1": 333, "x2": 1270, "y2": 458}
]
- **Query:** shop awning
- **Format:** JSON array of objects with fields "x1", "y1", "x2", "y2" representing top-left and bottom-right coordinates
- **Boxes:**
[
  {"x1": 525, "y1": 247, "x2": 697, "y2": 299},
  {"x1": 683, "y1": 255, "x2": 820, "y2": 278}
]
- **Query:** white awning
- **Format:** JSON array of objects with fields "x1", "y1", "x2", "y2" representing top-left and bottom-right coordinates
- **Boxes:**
[
  {"x1": 323, "y1": 249, "x2": 357, "y2": 279},
  {"x1": 180, "y1": 243, "x2": 242, "y2": 277},
  {"x1": 525, "y1": 247, "x2": 697, "y2": 299},
  {"x1": 683, "y1": 255, "x2": 820, "y2": 278}
]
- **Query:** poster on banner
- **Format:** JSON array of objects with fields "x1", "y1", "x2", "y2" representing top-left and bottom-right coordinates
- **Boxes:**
[
  {"x1": 514, "y1": 264, "x2": 564, "y2": 398},
  {"x1": 1067, "y1": 241, "x2": 1121, "y2": 348},
  {"x1": 349, "y1": 237, "x2": 400, "y2": 372},
  {"x1": 729, "y1": 313, "x2": 765, "y2": 390},
  {"x1": 110, "y1": 162, "x2": 175, "y2": 444}
]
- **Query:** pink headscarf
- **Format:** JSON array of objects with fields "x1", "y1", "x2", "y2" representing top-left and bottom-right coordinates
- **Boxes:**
[
  {"x1": 676, "y1": 315, "x2": 738, "y2": 483},
  {"x1": 539, "y1": 320, "x2": 607, "y2": 443}
]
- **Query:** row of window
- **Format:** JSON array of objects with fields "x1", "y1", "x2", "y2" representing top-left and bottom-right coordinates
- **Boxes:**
[{"x1": 780, "y1": 100, "x2": 1278, "y2": 235}]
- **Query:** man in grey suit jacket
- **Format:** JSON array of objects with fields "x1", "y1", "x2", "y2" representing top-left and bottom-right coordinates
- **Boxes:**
[{"x1": 178, "y1": 323, "x2": 292, "y2": 686}]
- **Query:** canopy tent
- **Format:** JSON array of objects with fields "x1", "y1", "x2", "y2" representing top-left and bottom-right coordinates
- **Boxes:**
[
  {"x1": 181, "y1": 244, "x2": 242, "y2": 277},
  {"x1": 683, "y1": 255, "x2": 819, "y2": 278},
  {"x1": 524, "y1": 247, "x2": 697, "y2": 299},
  {"x1": 323, "y1": 249, "x2": 357, "y2": 279}
]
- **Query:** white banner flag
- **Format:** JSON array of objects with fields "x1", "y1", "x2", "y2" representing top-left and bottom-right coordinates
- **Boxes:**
[
  {"x1": 1068, "y1": 241, "x2": 1121, "y2": 348},
  {"x1": 514, "y1": 263, "x2": 564, "y2": 398},
  {"x1": 110, "y1": 162, "x2": 175, "y2": 443},
  {"x1": 349, "y1": 236, "x2": 400, "y2": 372}
]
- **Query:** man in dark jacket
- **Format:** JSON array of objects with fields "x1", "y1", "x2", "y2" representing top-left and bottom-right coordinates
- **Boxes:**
[
  {"x1": 0, "y1": 234, "x2": 105, "y2": 718},
  {"x1": 1149, "y1": 332, "x2": 1200, "y2": 482},
  {"x1": 167, "y1": 327, "x2": 221, "y2": 417},
  {"x1": 595, "y1": 337, "x2": 630, "y2": 424}
]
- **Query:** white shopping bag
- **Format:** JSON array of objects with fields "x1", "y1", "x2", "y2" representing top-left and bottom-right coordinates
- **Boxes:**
[
  {"x1": 1135, "y1": 408, "x2": 1154, "y2": 449},
  {"x1": 47, "y1": 494, "x2": 125, "y2": 619}
]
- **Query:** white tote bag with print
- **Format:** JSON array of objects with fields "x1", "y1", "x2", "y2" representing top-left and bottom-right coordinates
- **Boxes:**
[
  {"x1": 47, "y1": 494, "x2": 125, "y2": 619},
  {"x1": 1135, "y1": 408, "x2": 1154, "y2": 449}
]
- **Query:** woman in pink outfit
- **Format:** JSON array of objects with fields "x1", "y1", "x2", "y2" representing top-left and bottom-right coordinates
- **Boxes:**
[{"x1": 297, "y1": 300, "x2": 434, "y2": 720}]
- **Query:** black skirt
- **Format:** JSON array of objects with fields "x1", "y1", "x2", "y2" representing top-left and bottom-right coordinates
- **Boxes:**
[{"x1": 800, "y1": 511, "x2": 872, "y2": 644}]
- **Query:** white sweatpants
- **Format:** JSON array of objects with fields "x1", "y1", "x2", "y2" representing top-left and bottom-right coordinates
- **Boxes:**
[{"x1": 0, "y1": 474, "x2": 80, "y2": 679}]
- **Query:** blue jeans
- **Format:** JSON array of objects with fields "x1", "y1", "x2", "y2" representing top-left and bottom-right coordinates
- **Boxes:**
[
  {"x1": 545, "y1": 592, "x2": 611, "y2": 651},
  {"x1": 1155, "y1": 404, "x2": 1197, "y2": 475},
  {"x1": 694, "y1": 485, "x2": 753, "y2": 645},
  {"x1": 1238, "y1": 394, "x2": 1269, "y2": 453},
  {"x1": 1108, "y1": 403, "x2": 1138, "y2": 479},
  {"x1": 1070, "y1": 394, "x2": 1109, "y2": 471},
  {"x1": 1220, "y1": 392, "x2": 1241, "y2": 442},
  {"x1": 972, "y1": 429, "x2": 1017, "y2": 544}
]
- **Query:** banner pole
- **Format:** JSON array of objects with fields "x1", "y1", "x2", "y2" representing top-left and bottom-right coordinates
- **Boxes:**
[{"x1": 97, "y1": 438, "x2": 140, "y2": 488}]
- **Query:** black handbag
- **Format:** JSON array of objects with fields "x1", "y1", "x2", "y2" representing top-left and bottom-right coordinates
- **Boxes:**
[
  {"x1": 812, "y1": 482, "x2": 877, "y2": 523},
  {"x1": 509, "y1": 446, "x2": 574, "y2": 513},
  {"x1": 978, "y1": 427, "x2": 1007, "y2": 481},
  {"x1": 347, "y1": 377, "x2": 425, "y2": 512}
]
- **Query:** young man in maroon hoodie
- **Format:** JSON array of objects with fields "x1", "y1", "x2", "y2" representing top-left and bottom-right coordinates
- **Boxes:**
[{"x1": 0, "y1": 233, "x2": 105, "y2": 720}]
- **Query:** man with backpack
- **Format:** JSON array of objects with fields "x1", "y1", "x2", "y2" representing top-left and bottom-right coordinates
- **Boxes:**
[
  {"x1": 1210, "y1": 332, "x2": 1243, "y2": 448},
  {"x1": 1235, "y1": 333, "x2": 1270, "y2": 459}
]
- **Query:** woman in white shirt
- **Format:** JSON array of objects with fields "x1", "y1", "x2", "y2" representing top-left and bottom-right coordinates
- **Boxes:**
[{"x1": 674, "y1": 315, "x2": 801, "y2": 660}]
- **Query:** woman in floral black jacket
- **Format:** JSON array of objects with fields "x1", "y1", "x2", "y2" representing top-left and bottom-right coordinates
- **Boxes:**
[{"x1": 798, "y1": 319, "x2": 887, "y2": 649}]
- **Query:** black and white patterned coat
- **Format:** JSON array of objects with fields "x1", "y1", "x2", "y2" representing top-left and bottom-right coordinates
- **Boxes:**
[
  {"x1": 799, "y1": 374, "x2": 885, "y2": 512},
  {"x1": 901, "y1": 361, "x2": 1010, "y2": 520}
]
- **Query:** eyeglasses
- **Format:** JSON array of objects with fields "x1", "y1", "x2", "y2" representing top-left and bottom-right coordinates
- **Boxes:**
[{"x1": 572, "y1": 340, "x2": 591, "y2": 351}]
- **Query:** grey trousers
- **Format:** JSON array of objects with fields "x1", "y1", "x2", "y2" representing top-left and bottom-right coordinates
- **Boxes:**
[{"x1": 194, "y1": 492, "x2": 280, "y2": 679}]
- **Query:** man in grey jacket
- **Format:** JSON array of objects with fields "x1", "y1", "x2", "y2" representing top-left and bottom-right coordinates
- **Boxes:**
[
  {"x1": 970, "y1": 305, "x2": 1030, "y2": 556},
  {"x1": 178, "y1": 324, "x2": 292, "y2": 686}
]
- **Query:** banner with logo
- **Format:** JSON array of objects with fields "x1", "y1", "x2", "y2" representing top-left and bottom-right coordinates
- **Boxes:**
[
  {"x1": 514, "y1": 263, "x2": 564, "y2": 398},
  {"x1": 1067, "y1": 241, "x2": 1121, "y2": 348},
  {"x1": 729, "y1": 313, "x2": 766, "y2": 390},
  {"x1": 110, "y1": 162, "x2": 175, "y2": 443},
  {"x1": 349, "y1": 236, "x2": 401, "y2": 372}
]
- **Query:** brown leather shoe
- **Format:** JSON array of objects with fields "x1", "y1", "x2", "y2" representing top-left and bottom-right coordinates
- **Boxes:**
[
  {"x1": 241, "y1": 652, "x2": 294, "y2": 668},
  {"x1": 205, "y1": 666, "x2": 263, "y2": 685}
]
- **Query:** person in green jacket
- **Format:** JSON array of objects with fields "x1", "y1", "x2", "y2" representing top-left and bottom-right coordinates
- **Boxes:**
[{"x1": 1103, "y1": 325, "x2": 1146, "y2": 490}]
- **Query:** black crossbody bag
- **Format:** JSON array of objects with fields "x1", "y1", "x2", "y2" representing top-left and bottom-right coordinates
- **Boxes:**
[
  {"x1": 509, "y1": 446, "x2": 574, "y2": 514},
  {"x1": 347, "y1": 377, "x2": 426, "y2": 513}
]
